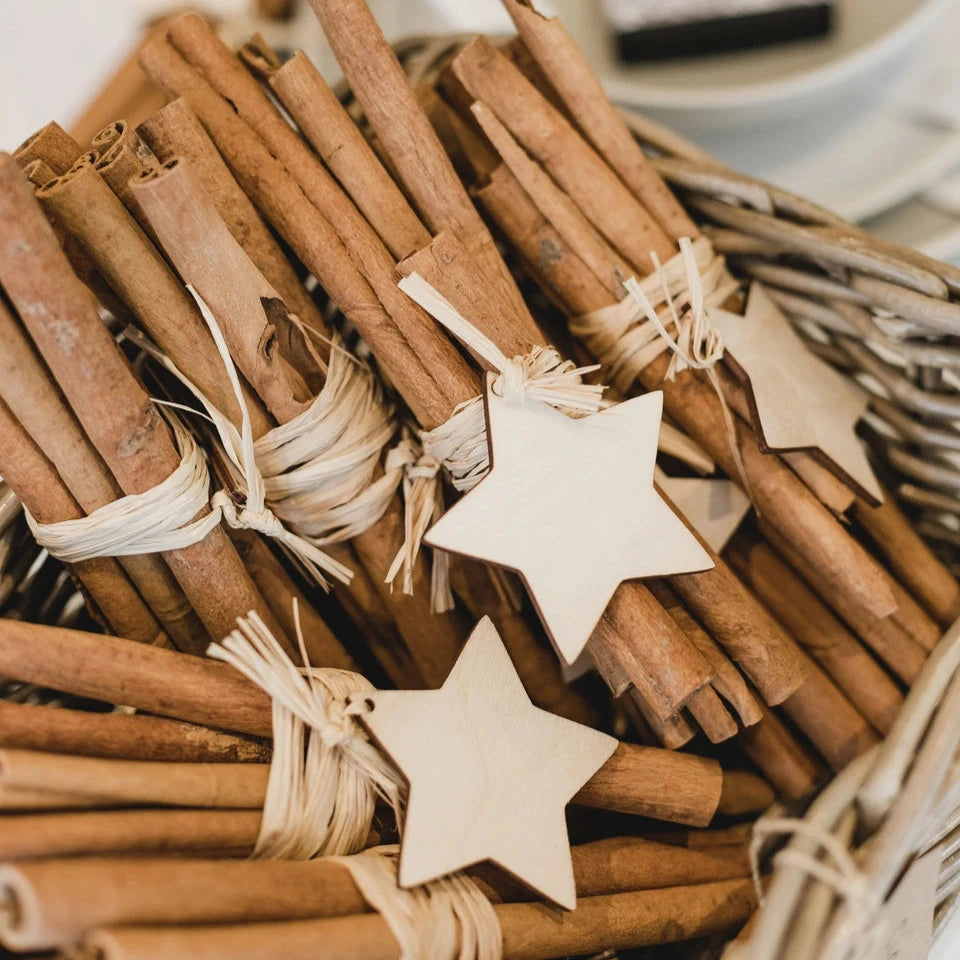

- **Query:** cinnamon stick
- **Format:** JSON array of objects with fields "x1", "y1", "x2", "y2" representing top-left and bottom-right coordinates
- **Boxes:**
[
  {"x1": 0, "y1": 808, "x2": 263, "y2": 861},
  {"x1": 136, "y1": 97, "x2": 328, "y2": 335},
  {"x1": 0, "y1": 749, "x2": 269, "y2": 809},
  {"x1": 0, "y1": 294, "x2": 205, "y2": 650},
  {"x1": 0, "y1": 701, "x2": 268, "y2": 763},
  {"x1": 852, "y1": 491, "x2": 960, "y2": 628},
  {"x1": 266, "y1": 49, "x2": 431, "y2": 262},
  {"x1": 0, "y1": 151, "x2": 285, "y2": 649},
  {"x1": 87, "y1": 877, "x2": 756, "y2": 960},
  {"x1": 308, "y1": 0, "x2": 531, "y2": 323},
  {"x1": 725, "y1": 527, "x2": 903, "y2": 735},
  {"x1": 758, "y1": 518, "x2": 926, "y2": 684},
  {"x1": 226, "y1": 528, "x2": 359, "y2": 673},
  {"x1": 0, "y1": 396, "x2": 162, "y2": 644},
  {"x1": 92, "y1": 120, "x2": 159, "y2": 238},
  {"x1": 13, "y1": 121, "x2": 82, "y2": 174},
  {"x1": 36, "y1": 156, "x2": 268, "y2": 434},
  {"x1": 738, "y1": 706, "x2": 826, "y2": 800},
  {"x1": 1, "y1": 838, "x2": 750, "y2": 949},
  {"x1": 0, "y1": 620, "x2": 763, "y2": 827}
]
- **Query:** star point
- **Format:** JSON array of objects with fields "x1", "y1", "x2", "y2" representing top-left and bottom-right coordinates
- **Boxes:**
[
  {"x1": 425, "y1": 377, "x2": 713, "y2": 663},
  {"x1": 710, "y1": 282, "x2": 882, "y2": 503},
  {"x1": 357, "y1": 616, "x2": 617, "y2": 908}
]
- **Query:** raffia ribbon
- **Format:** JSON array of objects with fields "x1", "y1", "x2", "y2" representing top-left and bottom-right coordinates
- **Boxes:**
[
  {"x1": 209, "y1": 606, "x2": 405, "y2": 859},
  {"x1": 573, "y1": 236, "x2": 752, "y2": 498},
  {"x1": 387, "y1": 273, "x2": 607, "y2": 612},
  {"x1": 332, "y1": 846, "x2": 502, "y2": 960}
]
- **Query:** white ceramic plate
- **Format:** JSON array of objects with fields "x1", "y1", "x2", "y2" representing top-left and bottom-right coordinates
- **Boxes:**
[{"x1": 553, "y1": 0, "x2": 953, "y2": 132}]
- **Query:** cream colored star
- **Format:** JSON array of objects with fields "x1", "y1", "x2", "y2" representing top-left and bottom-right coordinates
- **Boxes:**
[
  {"x1": 711, "y1": 283, "x2": 882, "y2": 503},
  {"x1": 425, "y1": 377, "x2": 713, "y2": 664},
  {"x1": 357, "y1": 616, "x2": 617, "y2": 908}
]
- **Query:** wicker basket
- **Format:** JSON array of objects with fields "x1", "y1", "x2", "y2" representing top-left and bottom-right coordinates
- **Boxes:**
[{"x1": 4, "y1": 24, "x2": 960, "y2": 960}]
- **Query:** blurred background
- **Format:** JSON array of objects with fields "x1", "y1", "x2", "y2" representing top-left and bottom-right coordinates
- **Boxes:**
[{"x1": 5, "y1": 0, "x2": 960, "y2": 262}]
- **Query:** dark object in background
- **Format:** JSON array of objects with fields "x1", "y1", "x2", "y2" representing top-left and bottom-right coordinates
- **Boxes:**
[{"x1": 605, "y1": 0, "x2": 835, "y2": 62}]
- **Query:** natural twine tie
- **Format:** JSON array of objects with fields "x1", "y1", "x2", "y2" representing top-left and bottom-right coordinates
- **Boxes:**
[
  {"x1": 208, "y1": 605, "x2": 405, "y2": 859},
  {"x1": 388, "y1": 273, "x2": 606, "y2": 612},
  {"x1": 572, "y1": 236, "x2": 752, "y2": 498},
  {"x1": 332, "y1": 846, "x2": 502, "y2": 960}
]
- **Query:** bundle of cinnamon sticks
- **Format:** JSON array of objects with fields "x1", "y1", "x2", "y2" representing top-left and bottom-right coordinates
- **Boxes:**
[{"x1": 0, "y1": 0, "x2": 956, "y2": 955}]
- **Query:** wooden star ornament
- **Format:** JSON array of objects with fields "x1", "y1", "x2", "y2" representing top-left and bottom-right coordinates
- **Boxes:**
[
  {"x1": 710, "y1": 282, "x2": 882, "y2": 503},
  {"x1": 355, "y1": 616, "x2": 617, "y2": 908},
  {"x1": 424, "y1": 376, "x2": 713, "y2": 664},
  {"x1": 655, "y1": 467, "x2": 751, "y2": 553}
]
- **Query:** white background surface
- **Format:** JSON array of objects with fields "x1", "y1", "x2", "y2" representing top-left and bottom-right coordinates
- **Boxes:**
[{"x1": 3, "y1": 1, "x2": 960, "y2": 955}]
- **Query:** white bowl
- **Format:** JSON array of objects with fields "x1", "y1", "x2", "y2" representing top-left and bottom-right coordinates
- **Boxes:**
[{"x1": 553, "y1": 0, "x2": 954, "y2": 133}]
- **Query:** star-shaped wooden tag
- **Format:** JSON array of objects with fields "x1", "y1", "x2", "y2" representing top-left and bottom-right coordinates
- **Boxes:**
[
  {"x1": 355, "y1": 616, "x2": 616, "y2": 908},
  {"x1": 710, "y1": 283, "x2": 882, "y2": 504},
  {"x1": 424, "y1": 376, "x2": 713, "y2": 664}
]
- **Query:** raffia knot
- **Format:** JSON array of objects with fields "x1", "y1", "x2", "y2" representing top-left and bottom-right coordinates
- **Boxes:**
[
  {"x1": 209, "y1": 608, "x2": 405, "y2": 859},
  {"x1": 211, "y1": 489, "x2": 287, "y2": 540}
]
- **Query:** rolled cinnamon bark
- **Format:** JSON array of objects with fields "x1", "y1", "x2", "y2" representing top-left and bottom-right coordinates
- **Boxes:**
[
  {"x1": 0, "y1": 701, "x2": 268, "y2": 763},
  {"x1": 0, "y1": 620, "x2": 273, "y2": 737},
  {"x1": 0, "y1": 151, "x2": 285, "y2": 649},
  {"x1": 725, "y1": 527, "x2": 903, "y2": 734},
  {"x1": 852, "y1": 491, "x2": 960, "y2": 628},
  {"x1": 92, "y1": 120, "x2": 157, "y2": 225},
  {"x1": 36, "y1": 156, "x2": 267, "y2": 434},
  {"x1": 738, "y1": 706, "x2": 826, "y2": 800},
  {"x1": 758, "y1": 519, "x2": 926, "y2": 684},
  {"x1": 499, "y1": 0, "x2": 696, "y2": 242},
  {"x1": 0, "y1": 293, "x2": 204, "y2": 650},
  {"x1": 686, "y1": 686, "x2": 739, "y2": 744},
  {"x1": 86, "y1": 877, "x2": 756, "y2": 960},
  {"x1": 0, "y1": 749, "x2": 269, "y2": 809},
  {"x1": 308, "y1": 0, "x2": 530, "y2": 323},
  {"x1": 782, "y1": 451, "x2": 856, "y2": 514},
  {"x1": 0, "y1": 396, "x2": 162, "y2": 644},
  {"x1": 0, "y1": 621, "x2": 760, "y2": 827},
  {"x1": 0, "y1": 808, "x2": 263, "y2": 860},
  {"x1": 266, "y1": 49, "x2": 430, "y2": 262},
  {"x1": 0, "y1": 838, "x2": 750, "y2": 949},
  {"x1": 13, "y1": 121, "x2": 82, "y2": 173},
  {"x1": 137, "y1": 97, "x2": 327, "y2": 334},
  {"x1": 646, "y1": 579, "x2": 763, "y2": 727}
]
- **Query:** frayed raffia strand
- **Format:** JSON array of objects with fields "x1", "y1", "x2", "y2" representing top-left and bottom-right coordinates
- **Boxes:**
[
  {"x1": 208, "y1": 606, "x2": 405, "y2": 859},
  {"x1": 387, "y1": 273, "x2": 607, "y2": 611},
  {"x1": 573, "y1": 237, "x2": 752, "y2": 500},
  {"x1": 26, "y1": 411, "x2": 224, "y2": 561},
  {"x1": 331, "y1": 845, "x2": 502, "y2": 960},
  {"x1": 140, "y1": 286, "x2": 402, "y2": 588}
]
